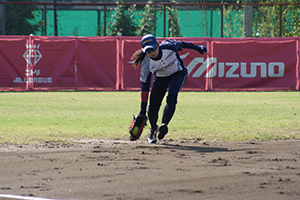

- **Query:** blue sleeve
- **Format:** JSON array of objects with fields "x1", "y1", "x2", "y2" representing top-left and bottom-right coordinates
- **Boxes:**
[
  {"x1": 181, "y1": 41, "x2": 207, "y2": 54},
  {"x1": 181, "y1": 41, "x2": 200, "y2": 50},
  {"x1": 160, "y1": 39, "x2": 199, "y2": 51},
  {"x1": 160, "y1": 39, "x2": 207, "y2": 54},
  {"x1": 160, "y1": 39, "x2": 183, "y2": 52}
]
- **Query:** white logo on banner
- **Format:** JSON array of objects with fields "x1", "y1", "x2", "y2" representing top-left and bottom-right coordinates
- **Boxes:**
[
  {"x1": 13, "y1": 43, "x2": 52, "y2": 84},
  {"x1": 23, "y1": 44, "x2": 42, "y2": 67},
  {"x1": 181, "y1": 53, "x2": 285, "y2": 78},
  {"x1": 187, "y1": 57, "x2": 285, "y2": 78}
]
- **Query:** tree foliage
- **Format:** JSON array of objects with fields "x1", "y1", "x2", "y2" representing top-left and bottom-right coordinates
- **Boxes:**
[
  {"x1": 136, "y1": 0, "x2": 157, "y2": 36},
  {"x1": 166, "y1": 0, "x2": 182, "y2": 37},
  {"x1": 5, "y1": 0, "x2": 41, "y2": 35},
  {"x1": 242, "y1": 0, "x2": 300, "y2": 37},
  {"x1": 4, "y1": 0, "x2": 299, "y2": 38},
  {"x1": 253, "y1": 0, "x2": 280, "y2": 37},
  {"x1": 110, "y1": 0, "x2": 182, "y2": 37},
  {"x1": 108, "y1": 1, "x2": 137, "y2": 36},
  {"x1": 223, "y1": 5, "x2": 243, "y2": 38},
  {"x1": 280, "y1": 1, "x2": 300, "y2": 37}
]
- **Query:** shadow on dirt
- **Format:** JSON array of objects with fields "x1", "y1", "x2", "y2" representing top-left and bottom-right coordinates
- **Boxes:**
[
  {"x1": 134, "y1": 143, "x2": 238, "y2": 153},
  {"x1": 160, "y1": 143, "x2": 229, "y2": 153}
]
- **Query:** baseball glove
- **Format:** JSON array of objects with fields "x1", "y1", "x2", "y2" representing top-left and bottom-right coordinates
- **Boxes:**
[{"x1": 129, "y1": 114, "x2": 147, "y2": 141}]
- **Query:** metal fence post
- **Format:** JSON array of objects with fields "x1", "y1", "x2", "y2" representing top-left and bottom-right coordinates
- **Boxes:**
[
  {"x1": 104, "y1": 5, "x2": 106, "y2": 36},
  {"x1": 210, "y1": 8, "x2": 213, "y2": 37},
  {"x1": 164, "y1": 4, "x2": 166, "y2": 38},
  {"x1": 97, "y1": 9, "x2": 101, "y2": 36},
  {"x1": 0, "y1": 0, "x2": 5, "y2": 35},
  {"x1": 221, "y1": 4, "x2": 223, "y2": 37},
  {"x1": 279, "y1": 4, "x2": 282, "y2": 37},
  {"x1": 43, "y1": 5, "x2": 47, "y2": 36},
  {"x1": 243, "y1": 0, "x2": 253, "y2": 37},
  {"x1": 54, "y1": 0, "x2": 58, "y2": 36}
]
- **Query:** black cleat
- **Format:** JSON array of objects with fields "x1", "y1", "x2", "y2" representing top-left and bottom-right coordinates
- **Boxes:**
[{"x1": 157, "y1": 123, "x2": 168, "y2": 140}]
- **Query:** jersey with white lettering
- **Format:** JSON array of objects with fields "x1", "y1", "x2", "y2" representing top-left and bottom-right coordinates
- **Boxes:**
[
  {"x1": 140, "y1": 39, "x2": 187, "y2": 83},
  {"x1": 140, "y1": 49, "x2": 182, "y2": 81}
]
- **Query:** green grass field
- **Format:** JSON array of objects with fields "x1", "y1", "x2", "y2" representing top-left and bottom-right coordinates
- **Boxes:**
[{"x1": 0, "y1": 91, "x2": 299, "y2": 145}]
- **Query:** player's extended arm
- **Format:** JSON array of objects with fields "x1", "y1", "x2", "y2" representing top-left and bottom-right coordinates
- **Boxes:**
[
  {"x1": 140, "y1": 73, "x2": 152, "y2": 115},
  {"x1": 162, "y1": 40, "x2": 206, "y2": 54},
  {"x1": 128, "y1": 73, "x2": 152, "y2": 141},
  {"x1": 181, "y1": 41, "x2": 207, "y2": 54}
]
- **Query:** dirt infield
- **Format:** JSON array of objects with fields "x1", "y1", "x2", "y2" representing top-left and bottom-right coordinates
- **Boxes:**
[{"x1": 0, "y1": 139, "x2": 300, "y2": 200}]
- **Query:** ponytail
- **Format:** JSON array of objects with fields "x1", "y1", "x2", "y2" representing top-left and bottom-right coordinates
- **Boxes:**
[{"x1": 131, "y1": 49, "x2": 146, "y2": 69}]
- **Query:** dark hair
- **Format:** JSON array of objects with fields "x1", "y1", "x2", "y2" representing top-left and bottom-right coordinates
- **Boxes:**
[{"x1": 131, "y1": 49, "x2": 146, "y2": 69}]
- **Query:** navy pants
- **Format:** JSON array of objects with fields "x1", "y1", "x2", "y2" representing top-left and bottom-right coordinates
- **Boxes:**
[{"x1": 147, "y1": 69, "x2": 187, "y2": 131}]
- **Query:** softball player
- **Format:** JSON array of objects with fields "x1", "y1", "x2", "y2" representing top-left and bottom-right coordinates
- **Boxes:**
[{"x1": 131, "y1": 34, "x2": 207, "y2": 143}]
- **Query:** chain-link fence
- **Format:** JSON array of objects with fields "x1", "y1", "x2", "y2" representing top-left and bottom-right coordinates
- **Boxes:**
[{"x1": 0, "y1": 1, "x2": 299, "y2": 37}]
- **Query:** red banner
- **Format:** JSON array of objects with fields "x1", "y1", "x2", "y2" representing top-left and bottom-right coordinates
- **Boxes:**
[
  {"x1": 210, "y1": 38, "x2": 298, "y2": 91},
  {"x1": 297, "y1": 39, "x2": 300, "y2": 91},
  {"x1": 0, "y1": 36, "x2": 28, "y2": 90},
  {"x1": 76, "y1": 37, "x2": 118, "y2": 90},
  {"x1": 0, "y1": 36, "x2": 299, "y2": 91},
  {"x1": 31, "y1": 36, "x2": 77, "y2": 90},
  {"x1": 121, "y1": 37, "x2": 142, "y2": 90}
]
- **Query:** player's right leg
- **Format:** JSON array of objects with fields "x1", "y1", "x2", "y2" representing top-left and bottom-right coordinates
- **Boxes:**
[{"x1": 147, "y1": 125, "x2": 158, "y2": 144}]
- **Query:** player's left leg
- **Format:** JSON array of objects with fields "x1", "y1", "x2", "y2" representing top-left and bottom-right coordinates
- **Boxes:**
[{"x1": 159, "y1": 70, "x2": 187, "y2": 140}]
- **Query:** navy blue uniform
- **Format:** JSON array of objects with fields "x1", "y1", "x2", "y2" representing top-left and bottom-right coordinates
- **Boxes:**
[{"x1": 139, "y1": 39, "x2": 205, "y2": 131}]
